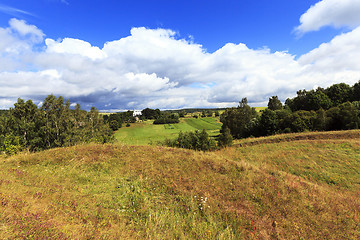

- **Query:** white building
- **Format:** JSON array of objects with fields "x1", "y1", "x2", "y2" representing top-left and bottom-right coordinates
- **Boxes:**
[{"x1": 133, "y1": 110, "x2": 142, "y2": 117}]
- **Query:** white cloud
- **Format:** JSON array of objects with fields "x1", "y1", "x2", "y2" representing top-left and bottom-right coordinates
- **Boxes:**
[
  {"x1": 0, "y1": 17, "x2": 360, "y2": 110},
  {"x1": 46, "y1": 38, "x2": 106, "y2": 60},
  {"x1": 9, "y1": 18, "x2": 44, "y2": 43},
  {"x1": 299, "y1": 26, "x2": 360, "y2": 71},
  {"x1": 296, "y1": 0, "x2": 360, "y2": 34}
]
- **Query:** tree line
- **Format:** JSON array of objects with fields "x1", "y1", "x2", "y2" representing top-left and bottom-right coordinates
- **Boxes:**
[
  {"x1": 104, "y1": 108, "x2": 180, "y2": 129},
  {"x1": 0, "y1": 95, "x2": 113, "y2": 155},
  {"x1": 220, "y1": 81, "x2": 360, "y2": 140}
]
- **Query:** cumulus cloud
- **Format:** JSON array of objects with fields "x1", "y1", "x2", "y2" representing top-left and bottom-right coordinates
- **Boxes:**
[
  {"x1": 1, "y1": 17, "x2": 360, "y2": 110},
  {"x1": 295, "y1": 0, "x2": 360, "y2": 34},
  {"x1": 9, "y1": 18, "x2": 44, "y2": 43},
  {"x1": 46, "y1": 38, "x2": 106, "y2": 60}
]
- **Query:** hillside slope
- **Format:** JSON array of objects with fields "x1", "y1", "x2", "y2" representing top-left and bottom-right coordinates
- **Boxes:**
[{"x1": 1, "y1": 131, "x2": 360, "y2": 239}]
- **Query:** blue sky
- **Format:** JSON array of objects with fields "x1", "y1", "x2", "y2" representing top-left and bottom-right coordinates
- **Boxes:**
[
  {"x1": 0, "y1": 0, "x2": 329, "y2": 54},
  {"x1": 0, "y1": 0, "x2": 360, "y2": 110}
]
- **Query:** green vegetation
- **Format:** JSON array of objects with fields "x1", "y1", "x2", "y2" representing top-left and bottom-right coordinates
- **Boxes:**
[
  {"x1": 221, "y1": 81, "x2": 360, "y2": 141},
  {"x1": 153, "y1": 113, "x2": 180, "y2": 124},
  {"x1": 103, "y1": 111, "x2": 136, "y2": 131},
  {"x1": 2, "y1": 82, "x2": 360, "y2": 238},
  {"x1": 114, "y1": 117, "x2": 222, "y2": 146},
  {"x1": 0, "y1": 95, "x2": 112, "y2": 154},
  {"x1": 1, "y1": 131, "x2": 359, "y2": 239},
  {"x1": 162, "y1": 129, "x2": 217, "y2": 151}
]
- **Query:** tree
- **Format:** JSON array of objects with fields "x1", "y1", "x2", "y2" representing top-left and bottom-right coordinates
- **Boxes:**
[
  {"x1": 217, "y1": 127, "x2": 233, "y2": 148},
  {"x1": 164, "y1": 129, "x2": 216, "y2": 151},
  {"x1": 306, "y1": 89, "x2": 332, "y2": 111},
  {"x1": 325, "y1": 83, "x2": 352, "y2": 106},
  {"x1": 258, "y1": 109, "x2": 278, "y2": 136},
  {"x1": 314, "y1": 108, "x2": 327, "y2": 131},
  {"x1": 9, "y1": 98, "x2": 44, "y2": 151},
  {"x1": 289, "y1": 110, "x2": 317, "y2": 132},
  {"x1": 285, "y1": 88, "x2": 332, "y2": 111},
  {"x1": 220, "y1": 98, "x2": 258, "y2": 139},
  {"x1": 352, "y1": 80, "x2": 360, "y2": 101},
  {"x1": 141, "y1": 108, "x2": 161, "y2": 120},
  {"x1": 109, "y1": 120, "x2": 120, "y2": 131},
  {"x1": 268, "y1": 96, "x2": 282, "y2": 111},
  {"x1": 338, "y1": 102, "x2": 359, "y2": 129},
  {"x1": 41, "y1": 95, "x2": 73, "y2": 148}
]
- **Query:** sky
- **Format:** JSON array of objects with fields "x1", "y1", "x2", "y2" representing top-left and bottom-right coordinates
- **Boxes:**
[{"x1": 0, "y1": 0, "x2": 360, "y2": 111}]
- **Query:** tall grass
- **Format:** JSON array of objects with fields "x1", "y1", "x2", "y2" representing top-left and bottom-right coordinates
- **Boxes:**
[{"x1": 1, "y1": 131, "x2": 359, "y2": 239}]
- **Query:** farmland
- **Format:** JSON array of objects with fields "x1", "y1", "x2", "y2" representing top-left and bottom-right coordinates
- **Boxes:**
[{"x1": 114, "y1": 117, "x2": 222, "y2": 145}]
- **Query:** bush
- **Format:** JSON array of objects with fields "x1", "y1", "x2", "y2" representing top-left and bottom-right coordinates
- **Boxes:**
[
  {"x1": 164, "y1": 129, "x2": 216, "y2": 151},
  {"x1": 0, "y1": 134, "x2": 22, "y2": 155},
  {"x1": 217, "y1": 127, "x2": 233, "y2": 148},
  {"x1": 153, "y1": 113, "x2": 180, "y2": 124},
  {"x1": 109, "y1": 120, "x2": 120, "y2": 131}
]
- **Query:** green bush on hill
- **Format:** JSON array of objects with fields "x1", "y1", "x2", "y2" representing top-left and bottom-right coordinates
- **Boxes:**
[{"x1": 163, "y1": 129, "x2": 216, "y2": 151}]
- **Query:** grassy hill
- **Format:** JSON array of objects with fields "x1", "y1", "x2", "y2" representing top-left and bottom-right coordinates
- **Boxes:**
[
  {"x1": 1, "y1": 131, "x2": 359, "y2": 239},
  {"x1": 114, "y1": 117, "x2": 222, "y2": 145}
]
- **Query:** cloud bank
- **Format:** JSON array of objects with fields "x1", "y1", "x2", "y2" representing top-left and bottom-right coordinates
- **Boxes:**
[
  {"x1": 296, "y1": 0, "x2": 360, "y2": 34},
  {"x1": 1, "y1": 2, "x2": 360, "y2": 110}
]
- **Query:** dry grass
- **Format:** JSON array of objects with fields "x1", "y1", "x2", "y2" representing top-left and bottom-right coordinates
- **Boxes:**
[{"x1": 0, "y1": 131, "x2": 359, "y2": 239}]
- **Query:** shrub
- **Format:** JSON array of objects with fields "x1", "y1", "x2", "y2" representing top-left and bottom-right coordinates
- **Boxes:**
[
  {"x1": 217, "y1": 127, "x2": 233, "y2": 148},
  {"x1": 164, "y1": 129, "x2": 216, "y2": 151}
]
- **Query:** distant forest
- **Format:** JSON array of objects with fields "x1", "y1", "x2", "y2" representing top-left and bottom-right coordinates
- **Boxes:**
[{"x1": 220, "y1": 81, "x2": 360, "y2": 140}]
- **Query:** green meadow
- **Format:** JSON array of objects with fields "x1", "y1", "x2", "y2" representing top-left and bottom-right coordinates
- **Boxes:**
[{"x1": 114, "y1": 117, "x2": 222, "y2": 145}]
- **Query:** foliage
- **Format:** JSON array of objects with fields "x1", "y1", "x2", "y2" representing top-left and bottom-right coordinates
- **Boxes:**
[
  {"x1": 285, "y1": 88, "x2": 332, "y2": 111},
  {"x1": 217, "y1": 127, "x2": 233, "y2": 148},
  {"x1": 109, "y1": 120, "x2": 120, "y2": 131},
  {"x1": 325, "y1": 83, "x2": 352, "y2": 106},
  {"x1": 267, "y1": 96, "x2": 282, "y2": 110},
  {"x1": 257, "y1": 108, "x2": 278, "y2": 136},
  {"x1": 0, "y1": 95, "x2": 113, "y2": 154},
  {"x1": 163, "y1": 129, "x2": 216, "y2": 151},
  {"x1": 0, "y1": 134, "x2": 22, "y2": 155},
  {"x1": 222, "y1": 82, "x2": 360, "y2": 140},
  {"x1": 220, "y1": 98, "x2": 258, "y2": 139},
  {"x1": 153, "y1": 113, "x2": 180, "y2": 124},
  {"x1": 285, "y1": 82, "x2": 360, "y2": 112},
  {"x1": 141, "y1": 108, "x2": 161, "y2": 120},
  {"x1": 103, "y1": 111, "x2": 136, "y2": 128}
]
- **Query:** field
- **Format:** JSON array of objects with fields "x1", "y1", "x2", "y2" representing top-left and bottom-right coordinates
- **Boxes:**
[
  {"x1": 114, "y1": 117, "x2": 222, "y2": 145},
  {"x1": 1, "y1": 130, "x2": 359, "y2": 239}
]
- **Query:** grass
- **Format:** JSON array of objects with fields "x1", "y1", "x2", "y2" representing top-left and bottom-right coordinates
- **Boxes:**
[
  {"x1": 114, "y1": 117, "x2": 222, "y2": 145},
  {"x1": 255, "y1": 107, "x2": 267, "y2": 112},
  {"x1": 1, "y1": 130, "x2": 360, "y2": 239}
]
